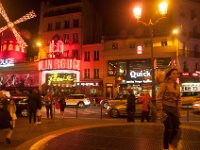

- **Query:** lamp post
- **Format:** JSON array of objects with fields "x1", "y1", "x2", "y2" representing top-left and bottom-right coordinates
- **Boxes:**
[{"x1": 133, "y1": 1, "x2": 168, "y2": 122}]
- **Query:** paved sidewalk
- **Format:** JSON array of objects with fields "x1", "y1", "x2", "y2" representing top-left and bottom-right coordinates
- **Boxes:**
[{"x1": 1, "y1": 118, "x2": 200, "y2": 150}]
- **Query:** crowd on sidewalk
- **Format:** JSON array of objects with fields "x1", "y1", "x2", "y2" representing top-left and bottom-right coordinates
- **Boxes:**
[
  {"x1": 0, "y1": 67, "x2": 185, "y2": 150},
  {"x1": 0, "y1": 88, "x2": 66, "y2": 144}
]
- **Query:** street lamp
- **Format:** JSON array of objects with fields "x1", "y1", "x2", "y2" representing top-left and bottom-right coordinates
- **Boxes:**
[{"x1": 133, "y1": 1, "x2": 168, "y2": 121}]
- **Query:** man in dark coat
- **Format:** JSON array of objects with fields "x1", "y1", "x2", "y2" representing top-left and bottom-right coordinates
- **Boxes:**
[
  {"x1": 27, "y1": 89, "x2": 40, "y2": 124},
  {"x1": 0, "y1": 102, "x2": 13, "y2": 144},
  {"x1": 126, "y1": 89, "x2": 136, "y2": 122}
]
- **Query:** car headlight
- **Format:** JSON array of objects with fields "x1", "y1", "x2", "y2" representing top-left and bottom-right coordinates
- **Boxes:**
[
  {"x1": 193, "y1": 103, "x2": 200, "y2": 107},
  {"x1": 106, "y1": 106, "x2": 111, "y2": 110}
]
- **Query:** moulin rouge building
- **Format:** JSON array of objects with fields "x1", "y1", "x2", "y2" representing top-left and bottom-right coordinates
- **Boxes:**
[{"x1": 1, "y1": 0, "x2": 200, "y2": 97}]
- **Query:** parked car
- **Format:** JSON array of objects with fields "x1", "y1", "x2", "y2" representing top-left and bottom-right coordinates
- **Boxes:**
[
  {"x1": 181, "y1": 92, "x2": 200, "y2": 108},
  {"x1": 100, "y1": 95, "x2": 128, "y2": 109},
  {"x1": 192, "y1": 100, "x2": 200, "y2": 113},
  {"x1": 65, "y1": 94, "x2": 91, "y2": 108},
  {"x1": 12, "y1": 96, "x2": 29, "y2": 117},
  {"x1": 106, "y1": 101, "x2": 142, "y2": 118}
]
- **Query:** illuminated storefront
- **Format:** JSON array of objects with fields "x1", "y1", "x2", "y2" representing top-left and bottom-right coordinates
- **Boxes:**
[
  {"x1": 106, "y1": 58, "x2": 172, "y2": 97},
  {"x1": 38, "y1": 58, "x2": 80, "y2": 90}
]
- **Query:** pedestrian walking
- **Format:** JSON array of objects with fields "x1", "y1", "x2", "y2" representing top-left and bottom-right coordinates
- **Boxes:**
[
  {"x1": 156, "y1": 68, "x2": 182, "y2": 150},
  {"x1": 27, "y1": 89, "x2": 40, "y2": 124},
  {"x1": 45, "y1": 92, "x2": 53, "y2": 119},
  {"x1": 59, "y1": 93, "x2": 66, "y2": 119},
  {"x1": 0, "y1": 101, "x2": 13, "y2": 144},
  {"x1": 138, "y1": 91, "x2": 150, "y2": 122},
  {"x1": 7, "y1": 99, "x2": 17, "y2": 128},
  {"x1": 126, "y1": 89, "x2": 136, "y2": 122},
  {"x1": 36, "y1": 91, "x2": 42, "y2": 124}
]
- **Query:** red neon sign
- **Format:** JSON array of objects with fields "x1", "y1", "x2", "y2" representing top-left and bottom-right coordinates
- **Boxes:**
[
  {"x1": 192, "y1": 73, "x2": 198, "y2": 77},
  {"x1": 38, "y1": 58, "x2": 80, "y2": 71},
  {"x1": 182, "y1": 72, "x2": 189, "y2": 76}
]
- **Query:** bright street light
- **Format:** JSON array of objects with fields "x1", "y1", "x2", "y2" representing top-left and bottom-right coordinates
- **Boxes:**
[{"x1": 133, "y1": 1, "x2": 168, "y2": 122}]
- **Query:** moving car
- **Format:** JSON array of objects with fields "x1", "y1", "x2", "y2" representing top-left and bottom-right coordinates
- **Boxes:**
[
  {"x1": 192, "y1": 100, "x2": 200, "y2": 113},
  {"x1": 100, "y1": 95, "x2": 127, "y2": 109},
  {"x1": 181, "y1": 92, "x2": 200, "y2": 108},
  {"x1": 65, "y1": 94, "x2": 91, "y2": 108},
  {"x1": 106, "y1": 101, "x2": 142, "y2": 118}
]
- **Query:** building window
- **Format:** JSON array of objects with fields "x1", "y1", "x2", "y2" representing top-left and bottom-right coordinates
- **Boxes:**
[
  {"x1": 63, "y1": 50, "x2": 69, "y2": 58},
  {"x1": 161, "y1": 41, "x2": 167, "y2": 46},
  {"x1": 180, "y1": 11, "x2": 185, "y2": 18},
  {"x1": 84, "y1": 69, "x2": 90, "y2": 79},
  {"x1": 129, "y1": 43, "x2": 135, "y2": 49},
  {"x1": 94, "y1": 68, "x2": 99, "y2": 79},
  {"x1": 55, "y1": 22, "x2": 61, "y2": 30},
  {"x1": 194, "y1": 44, "x2": 200, "y2": 58},
  {"x1": 63, "y1": 34, "x2": 69, "y2": 44},
  {"x1": 73, "y1": 33, "x2": 78, "y2": 43},
  {"x1": 183, "y1": 61, "x2": 189, "y2": 72},
  {"x1": 84, "y1": 51, "x2": 90, "y2": 61},
  {"x1": 64, "y1": 20, "x2": 70, "y2": 28},
  {"x1": 144, "y1": 41, "x2": 151, "y2": 47},
  {"x1": 94, "y1": 50, "x2": 99, "y2": 61},
  {"x1": 15, "y1": 45, "x2": 20, "y2": 51},
  {"x1": 47, "y1": 23, "x2": 52, "y2": 31},
  {"x1": 8, "y1": 41, "x2": 13, "y2": 51},
  {"x1": 190, "y1": 9, "x2": 197, "y2": 20},
  {"x1": 195, "y1": 63, "x2": 200, "y2": 71},
  {"x1": 72, "y1": 49, "x2": 78, "y2": 59},
  {"x1": 112, "y1": 42, "x2": 118, "y2": 49},
  {"x1": 3, "y1": 44, "x2": 7, "y2": 51},
  {"x1": 73, "y1": 19, "x2": 79, "y2": 28}
]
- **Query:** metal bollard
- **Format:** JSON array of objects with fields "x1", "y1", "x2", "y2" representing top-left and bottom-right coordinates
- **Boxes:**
[
  {"x1": 100, "y1": 104, "x2": 103, "y2": 120},
  {"x1": 76, "y1": 105, "x2": 78, "y2": 119},
  {"x1": 186, "y1": 104, "x2": 189, "y2": 122}
]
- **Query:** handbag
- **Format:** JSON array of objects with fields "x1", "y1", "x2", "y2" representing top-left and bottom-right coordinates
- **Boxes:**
[{"x1": 55, "y1": 103, "x2": 60, "y2": 109}]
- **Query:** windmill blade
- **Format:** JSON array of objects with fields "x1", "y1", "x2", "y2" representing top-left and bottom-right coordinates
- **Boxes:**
[
  {"x1": 13, "y1": 10, "x2": 36, "y2": 25},
  {"x1": 11, "y1": 28, "x2": 28, "y2": 49},
  {"x1": 0, "y1": 2, "x2": 11, "y2": 23},
  {"x1": 0, "y1": 25, "x2": 9, "y2": 33}
]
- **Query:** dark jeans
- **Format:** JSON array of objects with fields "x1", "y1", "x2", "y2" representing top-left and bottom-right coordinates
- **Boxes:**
[
  {"x1": 127, "y1": 111, "x2": 135, "y2": 122},
  {"x1": 141, "y1": 111, "x2": 150, "y2": 122},
  {"x1": 163, "y1": 112, "x2": 180, "y2": 149},
  {"x1": 28, "y1": 108, "x2": 36, "y2": 124},
  {"x1": 46, "y1": 105, "x2": 53, "y2": 119}
]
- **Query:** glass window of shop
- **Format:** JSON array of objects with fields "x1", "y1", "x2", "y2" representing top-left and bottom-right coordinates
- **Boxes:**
[{"x1": 107, "y1": 58, "x2": 172, "y2": 95}]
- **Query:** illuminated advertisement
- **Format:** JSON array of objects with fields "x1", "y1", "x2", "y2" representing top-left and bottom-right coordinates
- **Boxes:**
[
  {"x1": 124, "y1": 69, "x2": 152, "y2": 84},
  {"x1": 0, "y1": 73, "x2": 39, "y2": 88},
  {"x1": 38, "y1": 58, "x2": 80, "y2": 71},
  {"x1": 46, "y1": 73, "x2": 77, "y2": 87}
]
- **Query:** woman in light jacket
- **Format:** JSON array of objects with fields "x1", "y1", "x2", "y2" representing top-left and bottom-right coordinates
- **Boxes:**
[{"x1": 156, "y1": 68, "x2": 181, "y2": 150}]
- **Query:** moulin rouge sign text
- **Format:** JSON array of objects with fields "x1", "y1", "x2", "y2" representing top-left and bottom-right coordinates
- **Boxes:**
[{"x1": 38, "y1": 58, "x2": 80, "y2": 71}]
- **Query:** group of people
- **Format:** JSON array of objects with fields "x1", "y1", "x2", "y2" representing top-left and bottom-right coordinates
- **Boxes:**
[
  {"x1": 0, "y1": 67, "x2": 181, "y2": 149},
  {"x1": 0, "y1": 94, "x2": 17, "y2": 144},
  {"x1": 0, "y1": 89, "x2": 67, "y2": 144},
  {"x1": 126, "y1": 67, "x2": 181, "y2": 150}
]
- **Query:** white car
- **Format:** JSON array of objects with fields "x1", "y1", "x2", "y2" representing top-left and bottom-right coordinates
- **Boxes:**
[
  {"x1": 192, "y1": 101, "x2": 200, "y2": 113},
  {"x1": 181, "y1": 92, "x2": 200, "y2": 108},
  {"x1": 65, "y1": 94, "x2": 91, "y2": 108}
]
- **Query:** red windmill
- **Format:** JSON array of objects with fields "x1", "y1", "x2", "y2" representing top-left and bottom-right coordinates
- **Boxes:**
[{"x1": 0, "y1": 2, "x2": 36, "y2": 63}]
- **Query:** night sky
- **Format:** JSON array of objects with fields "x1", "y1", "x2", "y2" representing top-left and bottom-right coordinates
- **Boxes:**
[{"x1": 0, "y1": 0, "x2": 144, "y2": 56}]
